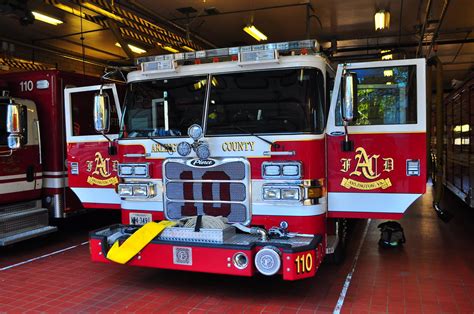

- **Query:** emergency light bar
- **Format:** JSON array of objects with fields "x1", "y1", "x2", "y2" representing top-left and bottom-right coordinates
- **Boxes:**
[{"x1": 136, "y1": 39, "x2": 320, "y2": 68}]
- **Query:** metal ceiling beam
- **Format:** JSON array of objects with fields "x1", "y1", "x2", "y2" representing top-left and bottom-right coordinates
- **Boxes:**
[
  {"x1": 0, "y1": 36, "x2": 108, "y2": 67},
  {"x1": 170, "y1": 2, "x2": 309, "y2": 21},
  {"x1": 427, "y1": 0, "x2": 451, "y2": 57},
  {"x1": 125, "y1": 0, "x2": 217, "y2": 48},
  {"x1": 416, "y1": 0, "x2": 433, "y2": 57},
  {"x1": 332, "y1": 37, "x2": 474, "y2": 54},
  {"x1": 108, "y1": 19, "x2": 135, "y2": 59}
]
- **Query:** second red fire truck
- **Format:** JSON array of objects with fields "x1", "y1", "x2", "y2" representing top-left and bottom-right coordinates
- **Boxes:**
[
  {"x1": 50, "y1": 40, "x2": 426, "y2": 280},
  {"x1": 0, "y1": 71, "x2": 107, "y2": 245}
]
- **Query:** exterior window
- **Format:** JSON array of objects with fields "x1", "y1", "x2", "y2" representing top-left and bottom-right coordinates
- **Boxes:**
[
  {"x1": 206, "y1": 68, "x2": 325, "y2": 135},
  {"x1": 123, "y1": 76, "x2": 207, "y2": 138},
  {"x1": 71, "y1": 90, "x2": 119, "y2": 136},
  {"x1": 337, "y1": 65, "x2": 417, "y2": 126}
]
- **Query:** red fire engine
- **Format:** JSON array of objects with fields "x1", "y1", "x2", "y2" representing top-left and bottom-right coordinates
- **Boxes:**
[
  {"x1": 0, "y1": 71, "x2": 102, "y2": 245},
  {"x1": 436, "y1": 75, "x2": 473, "y2": 207},
  {"x1": 64, "y1": 40, "x2": 427, "y2": 280}
]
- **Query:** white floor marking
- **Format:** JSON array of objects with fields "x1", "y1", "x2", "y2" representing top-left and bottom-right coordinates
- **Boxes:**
[
  {"x1": 0, "y1": 241, "x2": 88, "y2": 271},
  {"x1": 333, "y1": 219, "x2": 371, "y2": 314}
]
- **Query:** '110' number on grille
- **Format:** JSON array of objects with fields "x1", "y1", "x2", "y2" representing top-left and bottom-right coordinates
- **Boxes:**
[{"x1": 180, "y1": 171, "x2": 231, "y2": 217}]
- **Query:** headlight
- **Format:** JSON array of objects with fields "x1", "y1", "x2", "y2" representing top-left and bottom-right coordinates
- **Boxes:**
[
  {"x1": 281, "y1": 188, "x2": 300, "y2": 200},
  {"x1": 188, "y1": 124, "x2": 203, "y2": 140},
  {"x1": 119, "y1": 165, "x2": 133, "y2": 176},
  {"x1": 118, "y1": 183, "x2": 154, "y2": 198},
  {"x1": 118, "y1": 184, "x2": 133, "y2": 197},
  {"x1": 118, "y1": 163, "x2": 149, "y2": 178},
  {"x1": 264, "y1": 165, "x2": 280, "y2": 176},
  {"x1": 195, "y1": 143, "x2": 210, "y2": 160},
  {"x1": 133, "y1": 185, "x2": 148, "y2": 196},
  {"x1": 263, "y1": 187, "x2": 281, "y2": 200},
  {"x1": 263, "y1": 185, "x2": 302, "y2": 201},
  {"x1": 262, "y1": 162, "x2": 302, "y2": 179},
  {"x1": 177, "y1": 142, "x2": 192, "y2": 156},
  {"x1": 134, "y1": 165, "x2": 148, "y2": 176},
  {"x1": 282, "y1": 165, "x2": 299, "y2": 176}
]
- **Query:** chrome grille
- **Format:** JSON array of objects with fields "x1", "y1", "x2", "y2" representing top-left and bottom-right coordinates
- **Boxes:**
[{"x1": 163, "y1": 158, "x2": 250, "y2": 224}]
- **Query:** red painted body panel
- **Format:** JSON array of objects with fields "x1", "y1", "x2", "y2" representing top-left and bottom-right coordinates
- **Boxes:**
[
  {"x1": 118, "y1": 139, "x2": 326, "y2": 180},
  {"x1": 327, "y1": 133, "x2": 426, "y2": 194},
  {"x1": 0, "y1": 71, "x2": 98, "y2": 212},
  {"x1": 89, "y1": 238, "x2": 323, "y2": 281},
  {"x1": 0, "y1": 144, "x2": 41, "y2": 205},
  {"x1": 67, "y1": 142, "x2": 120, "y2": 189}
]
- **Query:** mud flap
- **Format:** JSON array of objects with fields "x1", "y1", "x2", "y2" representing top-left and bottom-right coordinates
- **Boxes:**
[{"x1": 106, "y1": 220, "x2": 176, "y2": 264}]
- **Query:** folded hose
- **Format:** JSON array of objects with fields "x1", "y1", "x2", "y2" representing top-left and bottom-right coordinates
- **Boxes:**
[{"x1": 179, "y1": 215, "x2": 228, "y2": 229}]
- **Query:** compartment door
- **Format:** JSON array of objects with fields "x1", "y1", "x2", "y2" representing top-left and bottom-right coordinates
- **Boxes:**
[
  {"x1": 326, "y1": 59, "x2": 426, "y2": 219},
  {"x1": 64, "y1": 84, "x2": 121, "y2": 209}
]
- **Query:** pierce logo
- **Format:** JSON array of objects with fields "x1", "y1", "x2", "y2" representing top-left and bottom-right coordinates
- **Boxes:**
[{"x1": 190, "y1": 159, "x2": 215, "y2": 167}]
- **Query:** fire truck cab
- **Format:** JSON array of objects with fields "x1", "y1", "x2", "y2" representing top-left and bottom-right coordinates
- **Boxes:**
[
  {"x1": 66, "y1": 40, "x2": 427, "y2": 280},
  {"x1": 0, "y1": 71, "x2": 100, "y2": 245}
]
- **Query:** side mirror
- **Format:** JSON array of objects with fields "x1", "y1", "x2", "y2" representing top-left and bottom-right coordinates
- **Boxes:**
[
  {"x1": 94, "y1": 89, "x2": 110, "y2": 133},
  {"x1": 341, "y1": 71, "x2": 358, "y2": 122},
  {"x1": 7, "y1": 103, "x2": 21, "y2": 133},
  {"x1": 6, "y1": 102, "x2": 24, "y2": 150}
]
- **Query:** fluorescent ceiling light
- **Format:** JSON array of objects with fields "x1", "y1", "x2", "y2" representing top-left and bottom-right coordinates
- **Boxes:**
[
  {"x1": 162, "y1": 46, "x2": 179, "y2": 53},
  {"x1": 115, "y1": 43, "x2": 146, "y2": 54},
  {"x1": 374, "y1": 10, "x2": 390, "y2": 30},
  {"x1": 181, "y1": 45, "x2": 195, "y2": 52},
  {"x1": 32, "y1": 11, "x2": 63, "y2": 26},
  {"x1": 82, "y1": 2, "x2": 123, "y2": 22},
  {"x1": 243, "y1": 24, "x2": 267, "y2": 41},
  {"x1": 383, "y1": 69, "x2": 393, "y2": 77}
]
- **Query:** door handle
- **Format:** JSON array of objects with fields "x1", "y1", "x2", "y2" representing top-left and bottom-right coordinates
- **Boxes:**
[{"x1": 26, "y1": 165, "x2": 34, "y2": 182}]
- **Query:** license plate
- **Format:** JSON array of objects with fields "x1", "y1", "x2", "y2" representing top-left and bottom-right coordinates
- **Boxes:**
[{"x1": 129, "y1": 213, "x2": 152, "y2": 225}]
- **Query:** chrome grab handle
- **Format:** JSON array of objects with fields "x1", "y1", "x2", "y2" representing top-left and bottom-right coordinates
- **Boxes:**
[{"x1": 263, "y1": 151, "x2": 296, "y2": 156}]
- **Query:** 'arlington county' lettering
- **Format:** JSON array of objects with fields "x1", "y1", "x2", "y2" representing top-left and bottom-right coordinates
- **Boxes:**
[{"x1": 221, "y1": 141, "x2": 255, "y2": 152}]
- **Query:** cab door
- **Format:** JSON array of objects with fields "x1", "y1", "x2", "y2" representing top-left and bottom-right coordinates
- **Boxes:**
[
  {"x1": 326, "y1": 59, "x2": 426, "y2": 219},
  {"x1": 64, "y1": 84, "x2": 122, "y2": 209}
]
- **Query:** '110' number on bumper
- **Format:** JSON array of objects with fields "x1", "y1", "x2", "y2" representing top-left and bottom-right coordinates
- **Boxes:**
[{"x1": 295, "y1": 253, "x2": 313, "y2": 274}]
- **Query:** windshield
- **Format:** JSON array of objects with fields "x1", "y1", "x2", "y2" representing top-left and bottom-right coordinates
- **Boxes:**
[
  {"x1": 206, "y1": 68, "x2": 325, "y2": 135},
  {"x1": 122, "y1": 68, "x2": 325, "y2": 138},
  {"x1": 123, "y1": 75, "x2": 207, "y2": 137}
]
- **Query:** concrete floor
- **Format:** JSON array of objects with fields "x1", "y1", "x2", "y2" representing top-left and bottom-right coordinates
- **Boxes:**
[{"x1": 0, "y1": 186, "x2": 473, "y2": 313}]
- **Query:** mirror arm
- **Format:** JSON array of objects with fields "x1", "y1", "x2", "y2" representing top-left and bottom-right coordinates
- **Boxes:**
[
  {"x1": 100, "y1": 132, "x2": 117, "y2": 155},
  {"x1": 0, "y1": 149, "x2": 13, "y2": 157},
  {"x1": 341, "y1": 121, "x2": 354, "y2": 152}
]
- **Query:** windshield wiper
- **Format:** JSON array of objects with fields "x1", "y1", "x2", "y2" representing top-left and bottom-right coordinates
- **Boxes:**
[
  {"x1": 123, "y1": 129, "x2": 174, "y2": 153},
  {"x1": 230, "y1": 125, "x2": 280, "y2": 149}
]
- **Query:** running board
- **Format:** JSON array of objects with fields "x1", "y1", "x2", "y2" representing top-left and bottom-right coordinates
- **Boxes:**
[
  {"x1": 0, "y1": 226, "x2": 57, "y2": 246},
  {"x1": 0, "y1": 226, "x2": 58, "y2": 246}
]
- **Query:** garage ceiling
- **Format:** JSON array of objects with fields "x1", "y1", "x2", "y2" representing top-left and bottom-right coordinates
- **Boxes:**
[{"x1": 0, "y1": 0, "x2": 472, "y2": 89}]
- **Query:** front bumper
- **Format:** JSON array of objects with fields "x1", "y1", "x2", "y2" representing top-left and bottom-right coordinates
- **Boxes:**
[{"x1": 89, "y1": 224, "x2": 324, "y2": 281}]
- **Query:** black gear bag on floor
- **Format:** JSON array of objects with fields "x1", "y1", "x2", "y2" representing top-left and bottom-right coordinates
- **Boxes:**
[{"x1": 377, "y1": 221, "x2": 406, "y2": 247}]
